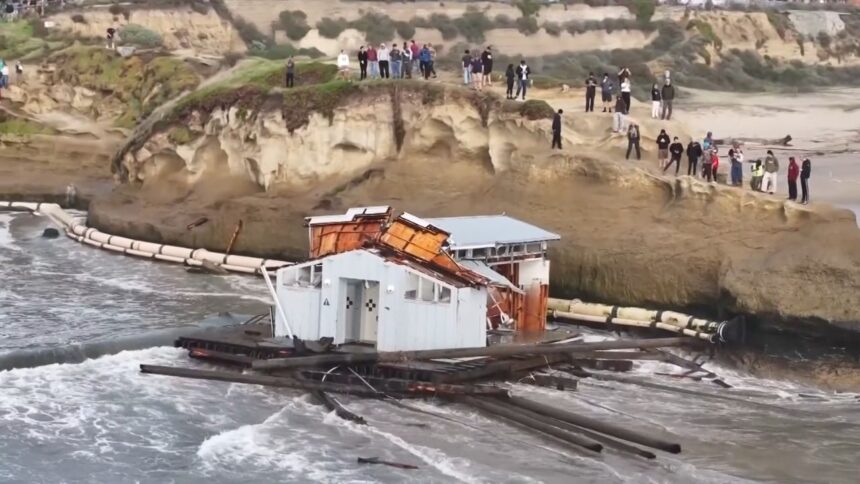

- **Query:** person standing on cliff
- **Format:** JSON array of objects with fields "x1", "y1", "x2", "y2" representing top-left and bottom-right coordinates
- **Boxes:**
[
  {"x1": 656, "y1": 129, "x2": 671, "y2": 168},
  {"x1": 401, "y1": 41, "x2": 412, "y2": 79},
  {"x1": 665, "y1": 137, "x2": 684, "y2": 175},
  {"x1": 551, "y1": 109, "x2": 563, "y2": 150},
  {"x1": 703, "y1": 148, "x2": 715, "y2": 182},
  {"x1": 428, "y1": 43, "x2": 438, "y2": 78},
  {"x1": 505, "y1": 64, "x2": 515, "y2": 99},
  {"x1": 687, "y1": 139, "x2": 702, "y2": 176},
  {"x1": 367, "y1": 45, "x2": 378, "y2": 80},
  {"x1": 650, "y1": 83, "x2": 661, "y2": 119},
  {"x1": 661, "y1": 80, "x2": 675, "y2": 120},
  {"x1": 600, "y1": 73, "x2": 613, "y2": 113},
  {"x1": 336, "y1": 50, "x2": 350, "y2": 81},
  {"x1": 410, "y1": 40, "x2": 420, "y2": 77},
  {"x1": 471, "y1": 54, "x2": 483, "y2": 91},
  {"x1": 481, "y1": 46, "x2": 493, "y2": 87},
  {"x1": 728, "y1": 142, "x2": 744, "y2": 186},
  {"x1": 626, "y1": 123, "x2": 641, "y2": 160},
  {"x1": 620, "y1": 76, "x2": 632, "y2": 114},
  {"x1": 106, "y1": 27, "x2": 116, "y2": 50},
  {"x1": 285, "y1": 57, "x2": 295, "y2": 88},
  {"x1": 762, "y1": 150, "x2": 780, "y2": 194},
  {"x1": 612, "y1": 95, "x2": 627, "y2": 133},
  {"x1": 515, "y1": 60, "x2": 530, "y2": 100},
  {"x1": 378, "y1": 43, "x2": 390, "y2": 79},
  {"x1": 787, "y1": 156, "x2": 800, "y2": 201},
  {"x1": 357, "y1": 46, "x2": 368, "y2": 81},
  {"x1": 390, "y1": 44, "x2": 402, "y2": 79},
  {"x1": 800, "y1": 158, "x2": 812, "y2": 204},
  {"x1": 419, "y1": 44, "x2": 432, "y2": 80},
  {"x1": 462, "y1": 49, "x2": 472, "y2": 85},
  {"x1": 702, "y1": 131, "x2": 714, "y2": 152},
  {"x1": 585, "y1": 72, "x2": 597, "y2": 112}
]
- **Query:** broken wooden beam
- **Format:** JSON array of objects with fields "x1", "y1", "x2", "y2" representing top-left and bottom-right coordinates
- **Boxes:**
[
  {"x1": 357, "y1": 457, "x2": 418, "y2": 470},
  {"x1": 462, "y1": 396, "x2": 603, "y2": 453},
  {"x1": 299, "y1": 371, "x2": 509, "y2": 397},
  {"x1": 140, "y1": 364, "x2": 388, "y2": 397},
  {"x1": 526, "y1": 373, "x2": 578, "y2": 391},
  {"x1": 503, "y1": 395, "x2": 682, "y2": 454},
  {"x1": 252, "y1": 337, "x2": 693, "y2": 370},
  {"x1": 569, "y1": 358, "x2": 634, "y2": 372},
  {"x1": 314, "y1": 391, "x2": 367, "y2": 425},
  {"x1": 188, "y1": 348, "x2": 255, "y2": 367}
]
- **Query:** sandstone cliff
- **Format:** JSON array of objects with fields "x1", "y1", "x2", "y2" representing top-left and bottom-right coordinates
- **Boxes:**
[{"x1": 91, "y1": 78, "x2": 860, "y2": 339}]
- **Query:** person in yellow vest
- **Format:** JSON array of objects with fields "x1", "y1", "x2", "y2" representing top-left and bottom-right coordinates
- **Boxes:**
[{"x1": 751, "y1": 160, "x2": 764, "y2": 191}]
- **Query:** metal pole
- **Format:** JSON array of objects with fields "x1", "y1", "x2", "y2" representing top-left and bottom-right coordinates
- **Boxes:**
[
  {"x1": 260, "y1": 267, "x2": 293, "y2": 339},
  {"x1": 504, "y1": 395, "x2": 682, "y2": 454},
  {"x1": 253, "y1": 336, "x2": 693, "y2": 370}
]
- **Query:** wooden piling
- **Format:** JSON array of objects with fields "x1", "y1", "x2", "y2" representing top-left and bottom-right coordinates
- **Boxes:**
[
  {"x1": 503, "y1": 396, "x2": 682, "y2": 454},
  {"x1": 462, "y1": 396, "x2": 603, "y2": 453},
  {"x1": 313, "y1": 391, "x2": 367, "y2": 425},
  {"x1": 252, "y1": 337, "x2": 693, "y2": 370}
]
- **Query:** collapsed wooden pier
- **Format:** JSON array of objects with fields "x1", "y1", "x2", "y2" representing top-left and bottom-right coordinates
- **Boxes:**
[{"x1": 140, "y1": 315, "x2": 735, "y2": 465}]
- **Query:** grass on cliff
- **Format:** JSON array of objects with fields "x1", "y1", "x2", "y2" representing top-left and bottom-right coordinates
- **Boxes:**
[
  {"x1": 50, "y1": 46, "x2": 200, "y2": 127},
  {"x1": 0, "y1": 118, "x2": 56, "y2": 137}
]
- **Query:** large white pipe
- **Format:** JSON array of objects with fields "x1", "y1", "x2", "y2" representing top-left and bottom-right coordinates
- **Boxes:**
[
  {"x1": 2, "y1": 202, "x2": 293, "y2": 276},
  {"x1": 549, "y1": 297, "x2": 721, "y2": 333},
  {"x1": 261, "y1": 267, "x2": 294, "y2": 339}
]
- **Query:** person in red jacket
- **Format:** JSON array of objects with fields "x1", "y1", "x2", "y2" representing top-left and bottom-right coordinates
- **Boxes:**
[
  {"x1": 709, "y1": 148, "x2": 720, "y2": 183},
  {"x1": 367, "y1": 45, "x2": 379, "y2": 79},
  {"x1": 787, "y1": 156, "x2": 800, "y2": 201}
]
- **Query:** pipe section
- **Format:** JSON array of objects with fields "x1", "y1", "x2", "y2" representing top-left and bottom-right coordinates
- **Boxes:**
[{"x1": 1, "y1": 201, "x2": 292, "y2": 275}]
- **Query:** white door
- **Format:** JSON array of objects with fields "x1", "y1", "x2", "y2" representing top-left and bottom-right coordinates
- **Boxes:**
[
  {"x1": 360, "y1": 281, "x2": 380, "y2": 343},
  {"x1": 343, "y1": 280, "x2": 362, "y2": 342}
]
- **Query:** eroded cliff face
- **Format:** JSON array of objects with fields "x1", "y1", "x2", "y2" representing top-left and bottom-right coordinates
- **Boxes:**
[
  {"x1": 93, "y1": 85, "x2": 860, "y2": 338},
  {"x1": 120, "y1": 89, "x2": 553, "y2": 190}
]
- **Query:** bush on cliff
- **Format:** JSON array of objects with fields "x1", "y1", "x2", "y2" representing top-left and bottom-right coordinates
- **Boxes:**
[
  {"x1": 119, "y1": 24, "x2": 164, "y2": 48},
  {"x1": 278, "y1": 10, "x2": 311, "y2": 41},
  {"x1": 317, "y1": 18, "x2": 349, "y2": 39},
  {"x1": 51, "y1": 46, "x2": 199, "y2": 126},
  {"x1": 349, "y1": 12, "x2": 396, "y2": 44}
]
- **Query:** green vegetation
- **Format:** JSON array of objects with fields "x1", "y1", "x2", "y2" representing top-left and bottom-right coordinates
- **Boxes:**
[
  {"x1": 167, "y1": 125, "x2": 198, "y2": 144},
  {"x1": 71, "y1": 14, "x2": 87, "y2": 24},
  {"x1": 630, "y1": 0, "x2": 656, "y2": 24},
  {"x1": 316, "y1": 17, "x2": 349, "y2": 39},
  {"x1": 349, "y1": 12, "x2": 396, "y2": 44},
  {"x1": 278, "y1": 10, "x2": 311, "y2": 41},
  {"x1": 515, "y1": 99, "x2": 556, "y2": 120},
  {"x1": 250, "y1": 43, "x2": 325, "y2": 60},
  {"x1": 515, "y1": 0, "x2": 542, "y2": 18},
  {"x1": 516, "y1": 16, "x2": 540, "y2": 35},
  {"x1": 0, "y1": 118, "x2": 56, "y2": 137},
  {"x1": 119, "y1": 24, "x2": 163, "y2": 48},
  {"x1": 394, "y1": 21, "x2": 415, "y2": 40},
  {"x1": 564, "y1": 18, "x2": 655, "y2": 35},
  {"x1": 453, "y1": 8, "x2": 494, "y2": 43},
  {"x1": 766, "y1": 11, "x2": 794, "y2": 40},
  {"x1": 109, "y1": 3, "x2": 131, "y2": 20},
  {"x1": 51, "y1": 46, "x2": 199, "y2": 127},
  {"x1": 687, "y1": 19, "x2": 723, "y2": 51},
  {"x1": 0, "y1": 21, "x2": 57, "y2": 61}
]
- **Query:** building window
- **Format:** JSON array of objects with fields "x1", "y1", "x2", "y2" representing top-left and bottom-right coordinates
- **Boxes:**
[
  {"x1": 405, "y1": 272, "x2": 420, "y2": 299},
  {"x1": 404, "y1": 271, "x2": 452, "y2": 304},
  {"x1": 296, "y1": 263, "x2": 322, "y2": 287}
]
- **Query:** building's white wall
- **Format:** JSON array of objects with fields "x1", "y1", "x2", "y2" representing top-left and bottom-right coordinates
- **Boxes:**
[
  {"x1": 277, "y1": 286, "x2": 322, "y2": 340},
  {"x1": 276, "y1": 250, "x2": 488, "y2": 350},
  {"x1": 517, "y1": 258, "x2": 551, "y2": 286}
]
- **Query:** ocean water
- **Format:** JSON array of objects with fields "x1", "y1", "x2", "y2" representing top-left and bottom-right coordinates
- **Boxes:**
[{"x1": 1, "y1": 211, "x2": 859, "y2": 483}]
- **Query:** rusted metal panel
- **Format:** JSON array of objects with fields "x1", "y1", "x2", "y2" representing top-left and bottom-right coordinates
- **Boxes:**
[
  {"x1": 519, "y1": 282, "x2": 548, "y2": 332},
  {"x1": 310, "y1": 221, "x2": 386, "y2": 258}
]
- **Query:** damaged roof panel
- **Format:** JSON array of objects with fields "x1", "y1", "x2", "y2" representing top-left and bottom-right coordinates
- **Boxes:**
[
  {"x1": 305, "y1": 206, "x2": 392, "y2": 226},
  {"x1": 425, "y1": 215, "x2": 561, "y2": 250}
]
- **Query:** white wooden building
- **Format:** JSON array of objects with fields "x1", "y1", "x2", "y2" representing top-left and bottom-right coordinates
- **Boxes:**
[{"x1": 274, "y1": 231, "x2": 493, "y2": 352}]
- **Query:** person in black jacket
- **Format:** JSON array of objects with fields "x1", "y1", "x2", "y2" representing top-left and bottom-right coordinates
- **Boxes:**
[
  {"x1": 481, "y1": 46, "x2": 494, "y2": 87},
  {"x1": 505, "y1": 64, "x2": 515, "y2": 99},
  {"x1": 585, "y1": 72, "x2": 597, "y2": 112},
  {"x1": 656, "y1": 129, "x2": 671, "y2": 167},
  {"x1": 551, "y1": 109, "x2": 563, "y2": 149},
  {"x1": 626, "y1": 124, "x2": 641, "y2": 160},
  {"x1": 686, "y1": 139, "x2": 703, "y2": 176},
  {"x1": 800, "y1": 158, "x2": 812, "y2": 204},
  {"x1": 661, "y1": 80, "x2": 675, "y2": 120},
  {"x1": 650, "y1": 83, "x2": 661, "y2": 119},
  {"x1": 357, "y1": 46, "x2": 368, "y2": 80},
  {"x1": 664, "y1": 137, "x2": 684, "y2": 175}
]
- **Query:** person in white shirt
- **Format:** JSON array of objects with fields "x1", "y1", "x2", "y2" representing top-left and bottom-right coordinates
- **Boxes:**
[
  {"x1": 620, "y1": 78, "x2": 631, "y2": 114},
  {"x1": 336, "y1": 50, "x2": 350, "y2": 80},
  {"x1": 377, "y1": 43, "x2": 390, "y2": 79},
  {"x1": 514, "y1": 60, "x2": 530, "y2": 100}
]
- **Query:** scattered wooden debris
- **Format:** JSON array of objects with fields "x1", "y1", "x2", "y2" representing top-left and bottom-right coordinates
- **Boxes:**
[{"x1": 357, "y1": 457, "x2": 419, "y2": 470}]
